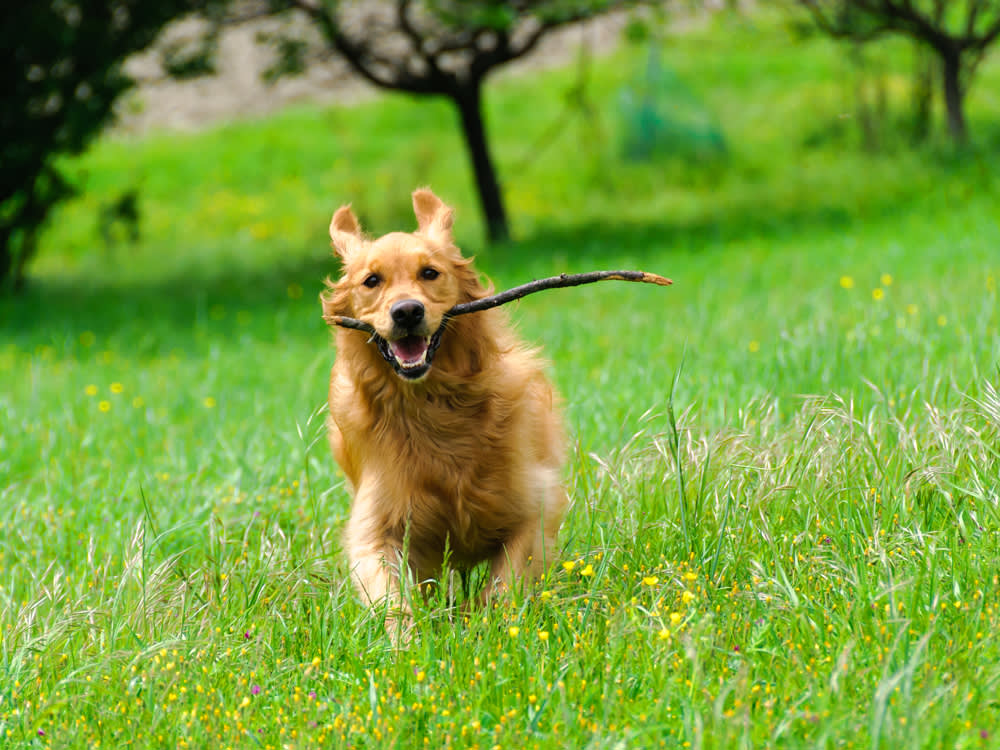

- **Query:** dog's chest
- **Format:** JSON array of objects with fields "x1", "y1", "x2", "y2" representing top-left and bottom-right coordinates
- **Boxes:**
[{"x1": 366, "y1": 395, "x2": 527, "y2": 560}]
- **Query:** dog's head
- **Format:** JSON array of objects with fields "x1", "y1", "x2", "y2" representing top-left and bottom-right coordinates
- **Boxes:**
[{"x1": 322, "y1": 189, "x2": 486, "y2": 381}]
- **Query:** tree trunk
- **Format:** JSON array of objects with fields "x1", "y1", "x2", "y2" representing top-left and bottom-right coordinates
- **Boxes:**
[
  {"x1": 941, "y1": 49, "x2": 968, "y2": 144},
  {"x1": 0, "y1": 240, "x2": 12, "y2": 294},
  {"x1": 910, "y1": 43, "x2": 934, "y2": 143},
  {"x1": 0, "y1": 228, "x2": 28, "y2": 294},
  {"x1": 453, "y1": 83, "x2": 510, "y2": 244}
]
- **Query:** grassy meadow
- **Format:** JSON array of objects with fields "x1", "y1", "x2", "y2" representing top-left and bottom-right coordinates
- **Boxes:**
[{"x1": 3, "y1": 13, "x2": 1000, "y2": 749}]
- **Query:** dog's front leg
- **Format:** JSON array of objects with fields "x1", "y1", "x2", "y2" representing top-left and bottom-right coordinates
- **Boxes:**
[
  {"x1": 345, "y1": 490, "x2": 412, "y2": 642},
  {"x1": 482, "y1": 471, "x2": 566, "y2": 601},
  {"x1": 482, "y1": 515, "x2": 556, "y2": 601}
]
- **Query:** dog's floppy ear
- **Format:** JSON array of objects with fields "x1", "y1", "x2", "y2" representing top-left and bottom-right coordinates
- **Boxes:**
[
  {"x1": 330, "y1": 204, "x2": 362, "y2": 259},
  {"x1": 412, "y1": 188, "x2": 454, "y2": 245}
]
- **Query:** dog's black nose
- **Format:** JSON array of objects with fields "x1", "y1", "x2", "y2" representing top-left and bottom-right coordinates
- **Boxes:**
[{"x1": 390, "y1": 299, "x2": 425, "y2": 328}]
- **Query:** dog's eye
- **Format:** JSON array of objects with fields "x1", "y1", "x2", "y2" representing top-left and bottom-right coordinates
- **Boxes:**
[
  {"x1": 420, "y1": 267, "x2": 440, "y2": 281},
  {"x1": 363, "y1": 273, "x2": 381, "y2": 289}
]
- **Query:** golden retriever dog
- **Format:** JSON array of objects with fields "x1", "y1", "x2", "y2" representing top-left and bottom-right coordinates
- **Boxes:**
[{"x1": 321, "y1": 188, "x2": 566, "y2": 630}]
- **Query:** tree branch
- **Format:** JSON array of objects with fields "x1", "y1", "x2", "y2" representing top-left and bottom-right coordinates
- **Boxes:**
[
  {"x1": 466, "y1": 4, "x2": 621, "y2": 81},
  {"x1": 864, "y1": 0, "x2": 955, "y2": 48},
  {"x1": 449, "y1": 269, "x2": 672, "y2": 316},
  {"x1": 800, "y1": 0, "x2": 996, "y2": 51},
  {"x1": 396, "y1": 0, "x2": 451, "y2": 85},
  {"x1": 288, "y1": 0, "x2": 448, "y2": 93},
  {"x1": 797, "y1": 0, "x2": 896, "y2": 41},
  {"x1": 324, "y1": 270, "x2": 673, "y2": 334},
  {"x1": 974, "y1": 10, "x2": 1000, "y2": 47},
  {"x1": 511, "y1": 19, "x2": 556, "y2": 58}
]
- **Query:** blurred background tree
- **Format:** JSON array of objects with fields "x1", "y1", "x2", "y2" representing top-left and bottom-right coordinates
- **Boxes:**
[
  {"x1": 177, "y1": 0, "x2": 641, "y2": 244},
  {"x1": 1, "y1": 0, "x2": 196, "y2": 293},
  {"x1": 797, "y1": 0, "x2": 1000, "y2": 143}
]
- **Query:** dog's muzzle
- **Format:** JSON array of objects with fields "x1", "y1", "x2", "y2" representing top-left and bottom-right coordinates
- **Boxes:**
[{"x1": 373, "y1": 300, "x2": 448, "y2": 381}]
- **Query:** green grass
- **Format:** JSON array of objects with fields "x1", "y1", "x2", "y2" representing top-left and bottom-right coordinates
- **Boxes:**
[{"x1": 3, "y1": 13, "x2": 1000, "y2": 749}]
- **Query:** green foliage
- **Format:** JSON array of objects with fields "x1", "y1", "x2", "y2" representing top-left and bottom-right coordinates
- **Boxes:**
[
  {"x1": 796, "y1": 0, "x2": 1000, "y2": 141},
  {"x1": 427, "y1": 0, "x2": 621, "y2": 30},
  {"x1": 0, "y1": 0, "x2": 194, "y2": 293},
  {"x1": 259, "y1": 34, "x2": 310, "y2": 84},
  {"x1": 2, "y1": 17, "x2": 1000, "y2": 749},
  {"x1": 619, "y1": 45, "x2": 727, "y2": 163},
  {"x1": 161, "y1": 28, "x2": 219, "y2": 80}
]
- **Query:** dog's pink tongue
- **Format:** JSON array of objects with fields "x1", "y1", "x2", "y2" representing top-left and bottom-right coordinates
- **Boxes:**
[{"x1": 391, "y1": 335, "x2": 428, "y2": 363}]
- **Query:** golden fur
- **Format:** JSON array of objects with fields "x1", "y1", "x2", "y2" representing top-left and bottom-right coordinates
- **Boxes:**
[{"x1": 321, "y1": 189, "x2": 567, "y2": 624}]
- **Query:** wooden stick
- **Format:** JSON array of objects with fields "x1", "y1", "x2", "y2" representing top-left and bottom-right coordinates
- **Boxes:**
[
  {"x1": 325, "y1": 314, "x2": 377, "y2": 335},
  {"x1": 323, "y1": 270, "x2": 672, "y2": 334},
  {"x1": 448, "y1": 270, "x2": 671, "y2": 317}
]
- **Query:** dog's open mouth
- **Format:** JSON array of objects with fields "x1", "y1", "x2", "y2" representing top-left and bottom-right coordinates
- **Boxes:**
[{"x1": 376, "y1": 334, "x2": 434, "y2": 380}]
